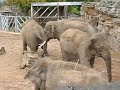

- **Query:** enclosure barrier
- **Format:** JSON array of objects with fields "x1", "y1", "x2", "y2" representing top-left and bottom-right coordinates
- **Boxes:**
[
  {"x1": 0, "y1": 2, "x2": 83, "y2": 32},
  {"x1": 0, "y1": 15, "x2": 31, "y2": 32}
]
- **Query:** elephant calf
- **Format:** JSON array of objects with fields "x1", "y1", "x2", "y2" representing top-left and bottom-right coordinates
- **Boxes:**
[
  {"x1": 21, "y1": 19, "x2": 45, "y2": 54},
  {"x1": 60, "y1": 29, "x2": 112, "y2": 82},
  {"x1": 24, "y1": 57, "x2": 107, "y2": 90},
  {"x1": 20, "y1": 19, "x2": 46, "y2": 69}
]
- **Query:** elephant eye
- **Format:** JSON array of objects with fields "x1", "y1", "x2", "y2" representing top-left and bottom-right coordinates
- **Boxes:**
[{"x1": 99, "y1": 46, "x2": 104, "y2": 51}]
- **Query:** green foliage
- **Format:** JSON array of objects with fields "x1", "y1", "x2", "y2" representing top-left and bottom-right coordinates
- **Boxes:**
[
  {"x1": 68, "y1": 6, "x2": 80, "y2": 15},
  {"x1": 84, "y1": 0, "x2": 95, "y2": 2}
]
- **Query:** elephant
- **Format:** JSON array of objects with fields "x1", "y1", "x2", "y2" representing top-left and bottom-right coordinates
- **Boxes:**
[
  {"x1": 44, "y1": 18, "x2": 98, "y2": 56},
  {"x1": 20, "y1": 19, "x2": 47, "y2": 69},
  {"x1": 60, "y1": 29, "x2": 112, "y2": 82},
  {"x1": 21, "y1": 19, "x2": 46, "y2": 55},
  {"x1": 24, "y1": 57, "x2": 107, "y2": 90}
]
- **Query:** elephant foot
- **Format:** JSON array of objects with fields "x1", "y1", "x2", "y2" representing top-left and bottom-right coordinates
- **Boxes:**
[
  {"x1": 42, "y1": 52, "x2": 49, "y2": 57},
  {"x1": 20, "y1": 62, "x2": 26, "y2": 69},
  {"x1": 42, "y1": 53, "x2": 49, "y2": 57}
]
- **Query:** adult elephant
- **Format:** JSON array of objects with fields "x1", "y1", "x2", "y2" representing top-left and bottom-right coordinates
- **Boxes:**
[
  {"x1": 44, "y1": 18, "x2": 98, "y2": 56},
  {"x1": 60, "y1": 29, "x2": 112, "y2": 82},
  {"x1": 24, "y1": 57, "x2": 107, "y2": 90}
]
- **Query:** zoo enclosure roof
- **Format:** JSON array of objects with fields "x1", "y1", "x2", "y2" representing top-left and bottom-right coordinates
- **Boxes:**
[{"x1": 31, "y1": 2, "x2": 83, "y2": 6}]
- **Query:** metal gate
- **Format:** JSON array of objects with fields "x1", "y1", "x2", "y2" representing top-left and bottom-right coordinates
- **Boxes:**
[
  {"x1": 31, "y1": 2, "x2": 83, "y2": 26},
  {"x1": 0, "y1": 15, "x2": 31, "y2": 32},
  {"x1": 0, "y1": 2, "x2": 83, "y2": 32}
]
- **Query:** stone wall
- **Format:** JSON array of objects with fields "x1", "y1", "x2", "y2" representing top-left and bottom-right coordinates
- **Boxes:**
[{"x1": 81, "y1": 0, "x2": 120, "y2": 52}]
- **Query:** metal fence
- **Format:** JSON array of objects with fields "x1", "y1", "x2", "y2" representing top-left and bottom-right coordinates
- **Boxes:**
[
  {"x1": 0, "y1": 15, "x2": 31, "y2": 32},
  {"x1": 0, "y1": 2, "x2": 83, "y2": 32},
  {"x1": 31, "y1": 2, "x2": 82, "y2": 26}
]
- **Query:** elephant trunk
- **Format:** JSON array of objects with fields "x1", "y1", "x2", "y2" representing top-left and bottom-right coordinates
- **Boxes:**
[{"x1": 101, "y1": 51, "x2": 112, "y2": 82}]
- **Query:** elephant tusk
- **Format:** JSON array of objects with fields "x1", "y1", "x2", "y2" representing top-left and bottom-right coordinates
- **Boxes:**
[{"x1": 39, "y1": 41, "x2": 46, "y2": 48}]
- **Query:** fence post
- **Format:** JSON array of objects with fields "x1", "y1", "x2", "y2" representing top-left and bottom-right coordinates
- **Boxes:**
[
  {"x1": 57, "y1": 4, "x2": 60, "y2": 20},
  {"x1": 6, "y1": 16, "x2": 9, "y2": 31},
  {"x1": 15, "y1": 16, "x2": 18, "y2": 32},
  {"x1": 64, "y1": 5, "x2": 68, "y2": 19}
]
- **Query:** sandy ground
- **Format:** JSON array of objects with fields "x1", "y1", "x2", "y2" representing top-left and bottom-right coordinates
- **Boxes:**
[{"x1": 0, "y1": 31, "x2": 120, "y2": 90}]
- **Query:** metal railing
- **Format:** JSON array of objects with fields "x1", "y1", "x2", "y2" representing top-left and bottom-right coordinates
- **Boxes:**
[{"x1": 0, "y1": 15, "x2": 31, "y2": 32}]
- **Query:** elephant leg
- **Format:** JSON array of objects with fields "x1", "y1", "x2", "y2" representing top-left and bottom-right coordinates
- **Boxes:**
[
  {"x1": 101, "y1": 50, "x2": 112, "y2": 82},
  {"x1": 34, "y1": 84, "x2": 40, "y2": 90},
  {"x1": 42, "y1": 42, "x2": 49, "y2": 57},
  {"x1": 61, "y1": 48, "x2": 74, "y2": 61},
  {"x1": 30, "y1": 44, "x2": 38, "y2": 53},
  {"x1": 40, "y1": 81, "x2": 46, "y2": 90},
  {"x1": 89, "y1": 57, "x2": 95, "y2": 68},
  {"x1": 23, "y1": 41, "x2": 27, "y2": 54},
  {"x1": 105, "y1": 60, "x2": 112, "y2": 82},
  {"x1": 61, "y1": 48, "x2": 68, "y2": 61}
]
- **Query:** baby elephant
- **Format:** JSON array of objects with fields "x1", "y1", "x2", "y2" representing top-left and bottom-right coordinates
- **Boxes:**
[
  {"x1": 24, "y1": 57, "x2": 107, "y2": 90},
  {"x1": 60, "y1": 29, "x2": 112, "y2": 82},
  {"x1": 20, "y1": 19, "x2": 46, "y2": 69},
  {"x1": 21, "y1": 19, "x2": 46, "y2": 55}
]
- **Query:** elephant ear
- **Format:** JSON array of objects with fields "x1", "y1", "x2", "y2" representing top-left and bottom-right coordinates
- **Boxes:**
[
  {"x1": 45, "y1": 25, "x2": 55, "y2": 36},
  {"x1": 24, "y1": 60, "x2": 48, "y2": 86},
  {"x1": 24, "y1": 63, "x2": 41, "y2": 86},
  {"x1": 91, "y1": 32, "x2": 107, "y2": 49}
]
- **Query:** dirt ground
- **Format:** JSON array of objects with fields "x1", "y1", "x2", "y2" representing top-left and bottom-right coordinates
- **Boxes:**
[{"x1": 0, "y1": 31, "x2": 120, "y2": 90}]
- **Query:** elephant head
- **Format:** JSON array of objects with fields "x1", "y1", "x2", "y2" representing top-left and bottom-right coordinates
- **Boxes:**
[
  {"x1": 44, "y1": 21, "x2": 56, "y2": 41},
  {"x1": 89, "y1": 32, "x2": 112, "y2": 82},
  {"x1": 88, "y1": 16, "x2": 99, "y2": 32}
]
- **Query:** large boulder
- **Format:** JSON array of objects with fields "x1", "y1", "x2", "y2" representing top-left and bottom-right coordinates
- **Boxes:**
[{"x1": 20, "y1": 51, "x2": 38, "y2": 69}]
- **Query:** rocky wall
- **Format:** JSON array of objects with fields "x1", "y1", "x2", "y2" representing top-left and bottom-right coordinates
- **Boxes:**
[{"x1": 81, "y1": 0, "x2": 120, "y2": 52}]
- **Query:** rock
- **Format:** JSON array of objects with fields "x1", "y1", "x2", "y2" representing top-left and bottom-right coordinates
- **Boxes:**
[
  {"x1": 0, "y1": 47, "x2": 6, "y2": 55},
  {"x1": 20, "y1": 51, "x2": 38, "y2": 69}
]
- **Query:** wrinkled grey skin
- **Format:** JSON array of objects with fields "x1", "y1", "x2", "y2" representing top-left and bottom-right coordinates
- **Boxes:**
[
  {"x1": 88, "y1": 16, "x2": 99, "y2": 32},
  {"x1": 60, "y1": 29, "x2": 112, "y2": 82},
  {"x1": 44, "y1": 18, "x2": 98, "y2": 56},
  {"x1": 21, "y1": 19, "x2": 46, "y2": 56},
  {"x1": 24, "y1": 57, "x2": 107, "y2": 90},
  {"x1": 55, "y1": 82, "x2": 120, "y2": 90}
]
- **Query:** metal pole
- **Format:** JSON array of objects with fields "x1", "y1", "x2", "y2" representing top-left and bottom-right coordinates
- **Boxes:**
[
  {"x1": 31, "y1": 5, "x2": 33, "y2": 17},
  {"x1": 57, "y1": 4, "x2": 60, "y2": 20},
  {"x1": 64, "y1": 5, "x2": 68, "y2": 19},
  {"x1": 15, "y1": 16, "x2": 18, "y2": 32},
  {"x1": 6, "y1": 16, "x2": 8, "y2": 31}
]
